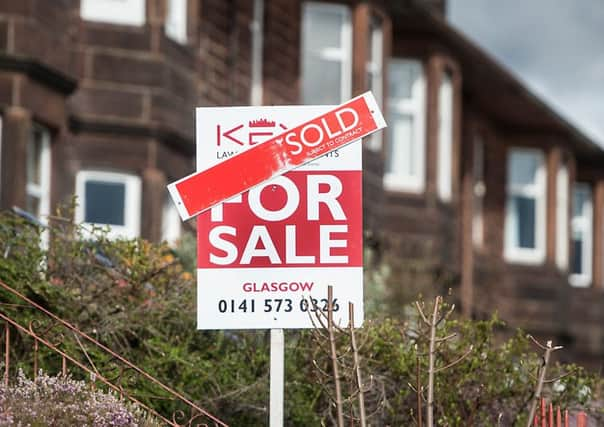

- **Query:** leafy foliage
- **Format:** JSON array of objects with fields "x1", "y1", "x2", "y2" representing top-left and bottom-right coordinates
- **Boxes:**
[{"x1": 0, "y1": 207, "x2": 601, "y2": 425}]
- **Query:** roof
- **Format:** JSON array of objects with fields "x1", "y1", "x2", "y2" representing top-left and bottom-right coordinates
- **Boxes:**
[{"x1": 387, "y1": 0, "x2": 603, "y2": 161}]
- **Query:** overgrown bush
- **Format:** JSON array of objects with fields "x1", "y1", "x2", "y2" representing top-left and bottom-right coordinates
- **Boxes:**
[
  {"x1": 0, "y1": 370, "x2": 160, "y2": 426},
  {"x1": 0, "y1": 207, "x2": 601, "y2": 425}
]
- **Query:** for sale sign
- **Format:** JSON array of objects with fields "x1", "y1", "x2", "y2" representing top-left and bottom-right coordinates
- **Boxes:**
[{"x1": 196, "y1": 106, "x2": 365, "y2": 329}]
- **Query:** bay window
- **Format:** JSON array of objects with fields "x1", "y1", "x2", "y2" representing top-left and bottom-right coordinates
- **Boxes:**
[
  {"x1": 75, "y1": 170, "x2": 141, "y2": 239},
  {"x1": 301, "y1": 2, "x2": 352, "y2": 104},
  {"x1": 570, "y1": 183, "x2": 592, "y2": 287},
  {"x1": 504, "y1": 148, "x2": 546, "y2": 263},
  {"x1": 384, "y1": 58, "x2": 426, "y2": 192}
]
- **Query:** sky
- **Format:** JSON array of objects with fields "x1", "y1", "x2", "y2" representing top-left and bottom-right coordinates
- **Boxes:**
[{"x1": 448, "y1": 0, "x2": 604, "y2": 146}]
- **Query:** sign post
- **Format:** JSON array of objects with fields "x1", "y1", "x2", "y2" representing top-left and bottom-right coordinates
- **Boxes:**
[
  {"x1": 167, "y1": 93, "x2": 385, "y2": 426},
  {"x1": 269, "y1": 328, "x2": 284, "y2": 427}
]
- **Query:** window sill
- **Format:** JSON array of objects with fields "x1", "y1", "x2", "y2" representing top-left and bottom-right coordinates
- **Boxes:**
[
  {"x1": 80, "y1": 19, "x2": 147, "y2": 30},
  {"x1": 504, "y1": 248, "x2": 546, "y2": 266},
  {"x1": 569, "y1": 274, "x2": 591, "y2": 288},
  {"x1": 383, "y1": 178, "x2": 424, "y2": 195},
  {"x1": 80, "y1": 222, "x2": 140, "y2": 240}
]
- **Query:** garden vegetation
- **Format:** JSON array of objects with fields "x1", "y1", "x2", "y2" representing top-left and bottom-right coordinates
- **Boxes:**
[{"x1": 0, "y1": 207, "x2": 601, "y2": 425}]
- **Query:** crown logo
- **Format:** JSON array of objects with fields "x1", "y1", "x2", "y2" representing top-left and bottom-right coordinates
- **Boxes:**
[{"x1": 249, "y1": 118, "x2": 275, "y2": 128}]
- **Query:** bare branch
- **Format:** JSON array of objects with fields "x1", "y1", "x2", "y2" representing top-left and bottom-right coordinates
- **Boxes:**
[
  {"x1": 327, "y1": 286, "x2": 344, "y2": 427},
  {"x1": 436, "y1": 304, "x2": 455, "y2": 326},
  {"x1": 434, "y1": 346, "x2": 473, "y2": 373},
  {"x1": 543, "y1": 368, "x2": 578, "y2": 384},
  {"x1": 435, "y1": 333, "x2": 457, "y2": 343},
  {"x1": 527, "y1": 334, "x2": 548, "y2": 351},
  {"x1": 415, "y1": 301, "x2": 430, "y2": 326}
]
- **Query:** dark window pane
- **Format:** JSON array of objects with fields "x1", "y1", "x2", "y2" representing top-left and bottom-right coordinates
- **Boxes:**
[
  {"x1": 27, "y1": 131, "x2": 43, "y2": 185},
  {"x1": 513, "y1": 195, "x2": 536, "y2": 248},
  {"x1": 85, "y1": 180, "x2": 125, "y2": 225},
  {"x1": 572, "y1": 238, "x2": 583, "y2": 275}
]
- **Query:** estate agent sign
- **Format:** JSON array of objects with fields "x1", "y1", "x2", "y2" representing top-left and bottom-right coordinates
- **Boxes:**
[{"x1": 167, "y1": 93, "x2": 386, "y2": 330}]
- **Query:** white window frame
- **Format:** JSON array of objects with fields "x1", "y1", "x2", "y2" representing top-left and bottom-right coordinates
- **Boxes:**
[
  {"x1": 26, "y1": 124, "x2": 51, "y2": 222},
  {"x1": 75, "y1": 170, "x2": 141, "y2": 240},
  {"x1": 570, "y1": 183, "x2": 592, "y2": 287},
  {"x1": 301, "y1": 2, "x2": 352, "y2": 104},
  {"x1": 250, "y1": 0, "x2": 264, "y2": 106},
  {"x1": 165, "y1": 0, "x2": 188, "y2": 44},
  {"x1": 555, "y1": 164, "x2": 569, "y2": 270},
  {"x1": 437, "y1": 71, "x2": 453, "y2": 201},
  {"x1": 384, "y1": 58, "x2": 426, "y2": 193},
  {"x1": 364, "y1": 15, "x2": 383, "y2": 151},
  {"x1": 472, "y1": 134, "x2": 485, "y2": 248},
  {"x1": 504, "y1": 148, "x2": 547, "y2": 264},
  {"x1": 80, "y1": 0, "x2": 146, "y2": 27},
  {"x1": 162, "y1": 194, "x2": 182, "y2": 245}
]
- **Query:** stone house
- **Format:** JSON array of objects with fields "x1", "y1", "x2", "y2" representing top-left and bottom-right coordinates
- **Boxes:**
[{"x1": 0, "y1": 0, "x2": 603, "y2": 366}]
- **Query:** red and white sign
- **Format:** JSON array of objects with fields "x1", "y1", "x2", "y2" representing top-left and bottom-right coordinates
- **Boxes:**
[
  {"x1": 194, "y1": 105, "x2": 369, "y2": 329},
  {"x1": 168, "y1": 92, "x2": 386, "y2": 221}
]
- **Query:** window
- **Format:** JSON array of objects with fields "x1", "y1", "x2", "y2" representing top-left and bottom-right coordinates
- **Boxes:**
[
  {"x1": 384, "y1": 58, "x2": 426, "y2": 192},
  {"x1": 472, "y1": 134, "x2": 485, "y2": 248},
  {"x1": 301, "y1": 2, "x2": 352, "y2": 104},
  {"x1": 26, "y1": 125, "x2": 51, "y2": 222},
  {"x1": 165, "y1": 0, "x2": 188, "y2": 43},
  {"x1": 364, "y1": 15, "x2": 383, "y2": 151},
  {"x1": 504, "y1": 149, "x2": 546, "y2": 263},
  {"x1": 437, "y1": 71, "x2": 453, "y2": 201},
  {"x1": 556, "y1": 165, "x2": 569, "y2": 270},
  {"x1": 570, "y1": 183, "x2": 592, "y2": 287},
  {"x1": 162, "y1": 194, "x2": 181, "y2": 245},
  {"x1": 75, "y1": 171, "x2": 141, "y2": 239},
  {"x1": 81, "y1": 0, "x2": 146, "y2": 26}
]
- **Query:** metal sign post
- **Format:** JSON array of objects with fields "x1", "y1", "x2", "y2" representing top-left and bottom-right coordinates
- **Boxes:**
[{"x1": 270, "y1": 328, "x2": 284, "y2": 427}]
